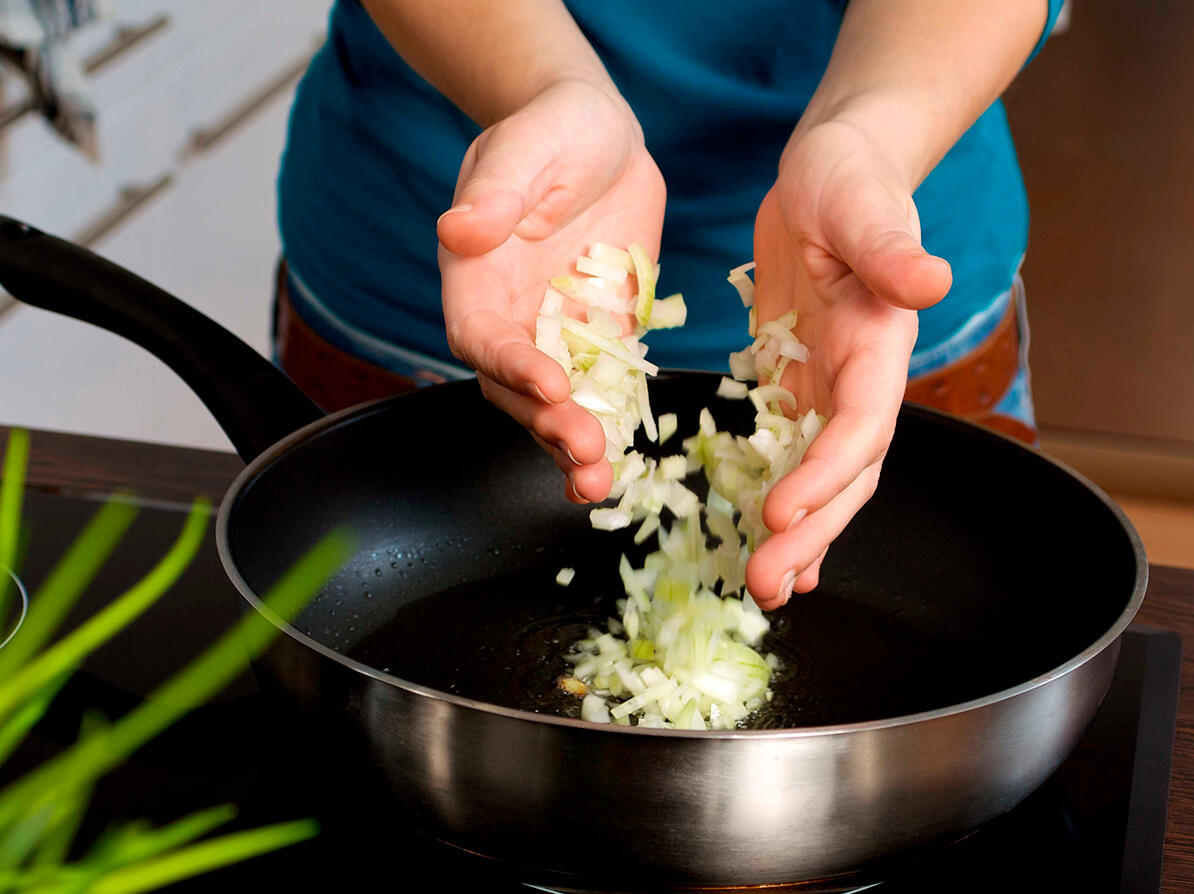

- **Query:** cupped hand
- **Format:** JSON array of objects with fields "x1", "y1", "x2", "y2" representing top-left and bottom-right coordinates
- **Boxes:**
[
  {"x1": 744, "y1": 120, "x2": 953, "y2": 610},
  {"x1": 438, "y1": 79, "x2": 666, "y2": 505}
]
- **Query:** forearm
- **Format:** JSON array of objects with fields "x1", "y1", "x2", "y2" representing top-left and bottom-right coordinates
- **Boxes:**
[
  {"x1": 359, "y1": 0, "x2": 618, "y2": 126},
  {"x1": 796, "y1": 0, "x2": 1050, "y2": 189}
]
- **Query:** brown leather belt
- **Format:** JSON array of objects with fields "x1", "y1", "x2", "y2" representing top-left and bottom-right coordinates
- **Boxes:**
[
  {"x1": 274, "y1": 262, "x2": 418, "y2": 413},
  {"x1": 904, "y1": 294, "x2": 1037, "y2": 444},
  {"x1": 275, "y1": 261, "x2": 1037, "y2": 444}
]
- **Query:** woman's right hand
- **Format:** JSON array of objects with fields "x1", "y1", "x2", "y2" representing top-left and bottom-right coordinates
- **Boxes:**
[{"x1": 438, "y1": 79, "x2": 665, "y2": 505}]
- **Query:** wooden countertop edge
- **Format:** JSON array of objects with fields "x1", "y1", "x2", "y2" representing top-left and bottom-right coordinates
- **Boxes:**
[
  {"x1": 1, "y1": 424, "x2": 244, "y2": 506},
  {"x1": 4, "y1": 423, "x2": 1192, "y2": 890}
]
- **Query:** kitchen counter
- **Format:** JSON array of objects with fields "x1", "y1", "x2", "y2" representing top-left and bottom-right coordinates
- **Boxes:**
[{"x1": 3, "y1": 423, "x2": 1192, "y2": 892}]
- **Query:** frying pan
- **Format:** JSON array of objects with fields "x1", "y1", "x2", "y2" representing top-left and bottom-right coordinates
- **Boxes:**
[{"x1": 0, "y1": 216, "x2": 1146, "y2": 890}]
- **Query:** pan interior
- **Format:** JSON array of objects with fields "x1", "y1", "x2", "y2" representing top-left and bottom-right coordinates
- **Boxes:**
[{"x1": 226, "y1": 374, "x2": 1139, "y2": 728}]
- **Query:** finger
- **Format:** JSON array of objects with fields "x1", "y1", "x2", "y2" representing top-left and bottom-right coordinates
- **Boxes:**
[
  {"x1": 531, "y1": 434, "x2": 586, "y2": 504},
  {"x1": 761, "y1": 406, "x2": 884, "y2": 534},
  {"x1": 478, "y1": 374, "x2": 608, "y2": 468},
  {"x1": 570, "y1": 459, "x2": 614, "y2": 504},
  {"x1": 792, "y1": 548, "x2": 827, "y2": 595},
  {"x1": 746, "y1": 463, "x2": 880, "y2": 610},
  {"x1": 762, "y1": 340, "x2": 906, "y2": 533},
  {"x1": 443, "y1": 302, "x2": 573, "y2": 404},
  {"x1": 531, "y1": 434, "x2": 614, "y2": 505}
]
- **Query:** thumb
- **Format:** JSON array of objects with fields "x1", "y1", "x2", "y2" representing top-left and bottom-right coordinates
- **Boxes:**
[
  {"x1": 436, "y1": 139, "x2": 529, "y2": 257},
  {"x1": 822, "y1": 184, "x2": 953, "y2": 311},
  {"x1": 437, "y1": 125, "x2": 576, "y2": 257},
  {"x1": 850, "y1": 228, "x2": 953, "y2": 311}
]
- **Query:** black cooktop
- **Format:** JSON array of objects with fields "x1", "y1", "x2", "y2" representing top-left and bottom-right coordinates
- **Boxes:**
[{"x1": 3, "y1": 490, "x2": 1182, "y2": 892}]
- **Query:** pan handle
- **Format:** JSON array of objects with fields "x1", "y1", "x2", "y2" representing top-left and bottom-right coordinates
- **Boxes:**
[{"x1": 0, "y1": 216, "x2": 322, "y2": 463}]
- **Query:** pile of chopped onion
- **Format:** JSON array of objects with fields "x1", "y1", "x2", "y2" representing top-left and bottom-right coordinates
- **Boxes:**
[
  {"x1": 535, "y1": 242, "x2": 686, "y2": 506},
  {"x1": 696, "y1": 262, "x2": 825, "y2": 551},
  {"x1": 540, "y1": 247, "x2": 823, "y2": 729}
]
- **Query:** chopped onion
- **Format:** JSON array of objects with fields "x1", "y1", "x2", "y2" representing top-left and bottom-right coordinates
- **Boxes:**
[
  {"x1": 727, "y1": 262, "x2": 756, "y2": 308},
  {"x1": 550, "y1": 274, "x2": 623, "y2": 312},
  {"x1": 559, "y1": 318, "x2": 658, "y2": 374},
  {"x1": 716, "y1": 377, "x2": 749, "y2": 400},
  {"x1": 728, "y1": 348, "x2": 755, "y2": 382},
  {"x1": 541, "y1": 248, "x2": 827, "y2": 730},
  {"x1": 576, "y1": 254, "x2": 630, "y2": 284},
  {"x1": 583, "y1": 307, "x2": 622, "y2": 338},
  {"x1": 779, "y1": 341, "x2": 810, "y2": 363},
  {"x1": 749, "y1": 384, "x2": 797, "y2": 411},
  {"x1": 636, "y1": 372, "x2": 658, "y2": 442},
  {"x1": 541, "y1": 287, "x2": 565, "y2": 317},
  {"x1": 634, "y1": 512, "x2": 661, "y2": 545},
  {"x1": 535, "y1": 315, "x2": 565, "y2": 371},
  {"x1": 581, "y1": 694, "x2": 611, "y2": 723},
  {"x1": 646, "y1": 293, "x2": 687, "y2": 330},
  {"x1": 572, "y1": 387, "x2": 619, "y2": 415},
  {"x1": 659, "y1": 455, "x2": 687, "y2": 480},
  {"x1": 556, "y1": 567, "x2": 576, "y2": 586},
  {"x1": 628, "y1": 243, "x2": 656, "y2": 327},
  {"x1": 588, "y1": 242, "x2": 636, "y2": 273},
  {"x1": 658, "y1": 413, "x2": 678, "y2": 445},
  {"x1": 800, "y1": 408, "x2": 826, "y2": 441},
  {"x1": 590, "y1": 506, "x2": 633, "y2": 531}
]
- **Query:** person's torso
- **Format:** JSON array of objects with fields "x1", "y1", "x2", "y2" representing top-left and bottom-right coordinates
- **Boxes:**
[{"x1": 277, "y1": 0, "x2": 1031, "y2": 373}]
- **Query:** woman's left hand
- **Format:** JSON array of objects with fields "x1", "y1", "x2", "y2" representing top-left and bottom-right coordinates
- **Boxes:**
[{"x1": 744, "y1": 119, "x2": 953, "y2": 610}]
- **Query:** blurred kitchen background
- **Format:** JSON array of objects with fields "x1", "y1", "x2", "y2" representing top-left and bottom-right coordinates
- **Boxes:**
[
  {"x1": 0, "y1": 0, "x2": 1190, "y2": 566},
  {"x1": 0, "y1": 0, "x2": 326, "y2": 447}
]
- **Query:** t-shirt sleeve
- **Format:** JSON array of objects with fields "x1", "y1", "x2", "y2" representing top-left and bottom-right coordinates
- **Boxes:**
[{"x1": 1025, "y1": 0, "x2": 1066, "y2": 65}]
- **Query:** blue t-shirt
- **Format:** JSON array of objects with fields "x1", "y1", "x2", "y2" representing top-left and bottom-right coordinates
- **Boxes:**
[{"x1": 278, "y1": 0, "x2": 1061, "y2": 374}]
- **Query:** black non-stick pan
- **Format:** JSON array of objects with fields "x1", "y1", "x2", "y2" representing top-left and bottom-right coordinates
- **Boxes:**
[{"x1": 0, "y1": 216, "x2": 1146, "y2": 890}]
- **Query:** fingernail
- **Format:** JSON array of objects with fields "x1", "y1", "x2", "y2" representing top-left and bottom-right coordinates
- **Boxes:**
[
  {"x1": 778, "y1": 569, "x2": 796, "y2": 605},
  {"x1": 529, "y1": 382, "x2": 559, "y2": 403},
  {"x1": 436, "y1": 203, "x2": 473, "y2": 225},
  {"x1": 558, "y1": 442, "x2": 580, "y2": 465},
  {"x1": 567, "y1": 475, "x2": 590, "y2": 504},
  {"x1": 786, "y1": 508, "x2": 807, "y2": 530}
]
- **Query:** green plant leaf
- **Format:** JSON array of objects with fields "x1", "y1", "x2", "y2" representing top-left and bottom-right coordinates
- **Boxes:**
[
  {"x1": 0, "y1": 864, "x2": 78, "y2": 892},
  {"x1": 0, "y1": 429, "x2": 28, "y2": 573},
  {"x1": 0, "y1": 428, "x2": 29, "y2": 633},
  {"x1": 29, "y1": 710, "x2": 107, "y2": 869},
  {"x1": 87, "y1": 803, "x2": 237, "y2": 869},
  {"x1": 94, "y1": 528, "x2": 352, "y2": 771},
  {"x1": 0, "y1": 803, "x2": 55, "y2": 874},
  {"x1": 0, "y1": 498, "x2": 139, "y2": 681},
  {"x1": 21, "y1": 786, "x2": 91, "y2": 876},
  {"x1": 0, "y1": 500, "x2": 209, "y2": 723},
  {"x1": 0, "y1": 708, "x2": 114, "y2": 872},
  {"x1": 86, "y1": 818, "x2": 319, "y2": 894},
  {"x1": 0, "y1": 529, "x2": 352, "y2": 836},
  {"x1": 0, "y1": 671, "x2": 72, "y2": 769}
]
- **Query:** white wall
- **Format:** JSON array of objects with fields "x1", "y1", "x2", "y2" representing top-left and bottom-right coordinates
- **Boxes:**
[{"x1": 0, "y1": 0, "x2": 330, "y2": 451}]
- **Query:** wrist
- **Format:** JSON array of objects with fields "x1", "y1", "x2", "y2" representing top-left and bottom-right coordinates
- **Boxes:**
[
  {"x1": 790, "y1": 89, "x2": 939, "y2": 192},
  {"x1": 508, "y1": 62, "x2": 622, "y2": 116},
  {"x1": 517, "y1": 76, "x2": 644, "y2": 151}
]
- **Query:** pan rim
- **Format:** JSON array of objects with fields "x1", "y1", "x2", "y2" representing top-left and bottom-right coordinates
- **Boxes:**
[{"x1": 215, "y1": 376, "x2": 1149, "y2": 740}]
